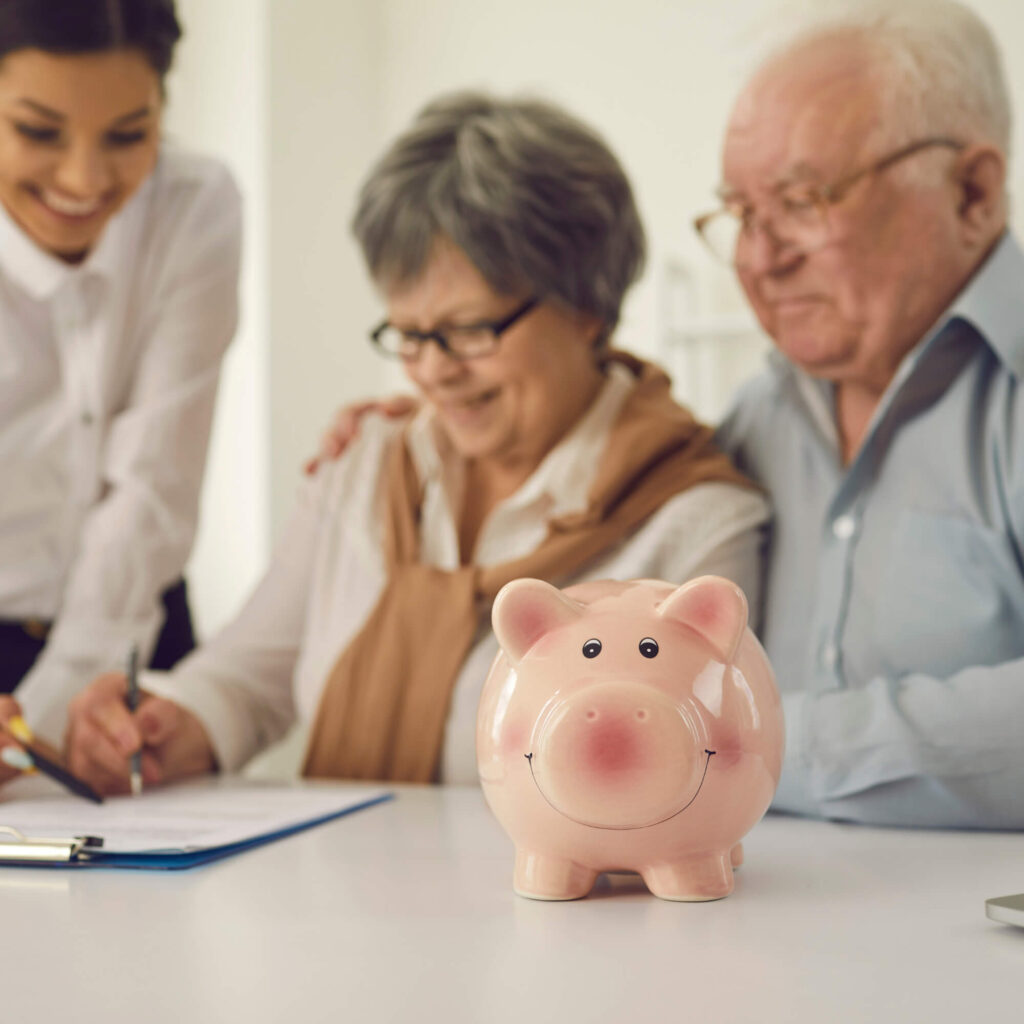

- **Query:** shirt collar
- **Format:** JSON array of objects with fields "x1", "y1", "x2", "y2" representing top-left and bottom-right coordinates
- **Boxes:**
[
  {"x1": 0, "y1": 168, "x2": 152, "y2": 300},
  {"x1": 767, "y1": 229, "x2": 1024, "y2": 441},
  {"x1": 945, "y1": 230, "x2": 1024, "y2": 380},
  {"x1": 0, "y1": 199, "x2": 73, "y2": 299},
  {"x1": 406, "y1": 361, "x2": 636, "y2": 518}
]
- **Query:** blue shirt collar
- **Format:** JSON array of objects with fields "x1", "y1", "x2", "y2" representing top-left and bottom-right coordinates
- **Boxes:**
[
  {"x1": 767, "y1": 228, "x2": 1024, "y2": 393},
  {"x1": 945, "y1": 230, "x2": 1024, "y2": 380}
]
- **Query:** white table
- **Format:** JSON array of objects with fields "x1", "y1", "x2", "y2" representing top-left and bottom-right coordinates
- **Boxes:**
[{"x1": 2, "y1": 782, "x2": 1021, "y2": 1023}]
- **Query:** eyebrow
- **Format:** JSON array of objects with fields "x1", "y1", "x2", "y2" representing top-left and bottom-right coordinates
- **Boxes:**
[
  {"x1": 716, "y1": 162, "x2": 825, "y2": 201},
  {"x1": 15, "y1": 98, "x2": 153, "y2": 124}
]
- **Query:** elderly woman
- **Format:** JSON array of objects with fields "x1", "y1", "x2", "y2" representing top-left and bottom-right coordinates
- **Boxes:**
[{"x1": 64, "y1": 92, "x2": 768, "y2": 792}]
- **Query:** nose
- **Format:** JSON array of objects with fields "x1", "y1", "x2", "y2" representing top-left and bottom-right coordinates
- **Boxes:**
[
  {"x1": 54, "y1": 141, "x2": 113, "y2": 198},
  {"x1": 405, "y1": 335, "x2": 465, "y2": 388},
  {"x1": 529, "y1": 681, "x2": 709, "y2": 829},
  {"x1": 737, "y1": 217, "x2": 804, "y2": 275}
]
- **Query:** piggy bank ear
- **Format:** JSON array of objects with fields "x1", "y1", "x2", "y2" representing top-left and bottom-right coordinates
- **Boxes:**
[
  {"x1": 656, "y1": 575, "x2": 749, "y2": 662},
  {"x1": 492, "y1": 578, "x2": 584, "y2": 664}
]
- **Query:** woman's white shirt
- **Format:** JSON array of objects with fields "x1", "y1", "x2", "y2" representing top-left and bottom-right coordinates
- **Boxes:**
[
  {"x1": 151, "y1": 365, "x2": 770, "y2": 784},
  {"x1": 0, "y1": 145, "x2": 242, "y2": 737}
]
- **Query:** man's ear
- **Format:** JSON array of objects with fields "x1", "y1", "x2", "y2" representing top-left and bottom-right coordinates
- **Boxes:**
[{"x1": 953, "y1": 144, "x2": 1007, "y2": 245}]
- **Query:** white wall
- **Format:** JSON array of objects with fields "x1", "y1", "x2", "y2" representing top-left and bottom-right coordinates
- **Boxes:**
[
  {"x1": 266, "y1": 0, "x2": 385, "y2": 535},
  {"x1": 163, "y1": 0, "x2": 270, "y2": 637},
  {"x1": 169, "y1": 0, "x2": 1024, "y2": 630}
]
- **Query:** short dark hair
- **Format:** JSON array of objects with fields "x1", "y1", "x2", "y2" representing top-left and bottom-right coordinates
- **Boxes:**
[
  {"x1": 352, "y1": 91, "x2": 646, "y2": 334},
  {"x1": 0, "y1": 0, "x2": 182, "y2": 79}
]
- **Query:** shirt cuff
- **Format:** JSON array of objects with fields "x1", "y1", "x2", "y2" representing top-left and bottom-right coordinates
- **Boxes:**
[{"x1": 142, "y1": 668, "x2": 261, "y2": 773}]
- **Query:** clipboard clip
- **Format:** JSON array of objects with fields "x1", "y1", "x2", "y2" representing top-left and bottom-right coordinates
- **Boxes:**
[{"x1": 0, "y1": 825, "x2": 104, "y2": 864}]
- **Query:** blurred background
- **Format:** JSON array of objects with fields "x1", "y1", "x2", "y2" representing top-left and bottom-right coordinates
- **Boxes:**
[{"x1": 165, "y1": 0, "x2": 1024, "y2": 639}]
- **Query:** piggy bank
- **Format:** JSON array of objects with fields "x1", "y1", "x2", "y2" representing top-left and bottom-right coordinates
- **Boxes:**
[{"x1": 477, "y1": 575, "x2": 784, "y2": 901}]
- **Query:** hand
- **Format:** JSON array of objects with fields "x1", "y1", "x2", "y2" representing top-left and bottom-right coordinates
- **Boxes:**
[
  {"x1": 303, "y1": 394, "x2": 418, "y2": 475},
  {"x1": 65, "y1": 672, "x2": 216, "y2": 796},
  {"x1": 0, "y1": 696, "x2": 25, "y2": 785}
]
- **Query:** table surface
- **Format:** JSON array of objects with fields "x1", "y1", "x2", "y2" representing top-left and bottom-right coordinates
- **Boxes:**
[{"x1": 2, "y1": 781, "x2": 1021, "y2": 1024}]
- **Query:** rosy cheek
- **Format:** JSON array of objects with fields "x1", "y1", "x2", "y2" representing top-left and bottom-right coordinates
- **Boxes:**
[{"x1": 500, "y1": 721, "x2": 529, "y2": 760}]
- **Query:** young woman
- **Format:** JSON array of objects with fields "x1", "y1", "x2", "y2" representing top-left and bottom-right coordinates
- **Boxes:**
[{"x1": 0, "y1": 0, "x2": 241, "y2": 776}]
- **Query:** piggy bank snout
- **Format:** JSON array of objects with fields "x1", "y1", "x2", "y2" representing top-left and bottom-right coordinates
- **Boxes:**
[{"x1": 530, "y1": 682, "x2": 710, "y2": 830}]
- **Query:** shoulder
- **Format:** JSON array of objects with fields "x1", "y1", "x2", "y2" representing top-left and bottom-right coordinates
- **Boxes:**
[
  {"x1": 135, "y1": 145, "x2": 242, "y2": 253},
  {"x1": 642, "y1": 480, "x2": 770, "y2": 541},
  {"x1": 304, "y1": 412, "x2": 408, "y2": 516},
  {"x1": 714, "y1": 366, "x2": 787, "y2": 453},
  {"x1": 121, "y1": 146, "x2": 242, "y2": 289},
  {"x1": 149, "y1": 145, "x2": 241, "y2": 211}
]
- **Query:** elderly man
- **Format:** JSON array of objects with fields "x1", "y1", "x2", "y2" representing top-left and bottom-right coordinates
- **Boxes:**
[{"x1": 703, "y1": 0, "x2": 1023, "y2": 827}]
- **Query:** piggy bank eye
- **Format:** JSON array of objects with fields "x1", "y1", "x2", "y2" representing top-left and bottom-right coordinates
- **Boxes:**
[
  {"x1": 582, "y1": 638, "x2": 602, "y2": 659},
  {"x1": 639, "y1": 637, "x2": 659, "y2": 659}
]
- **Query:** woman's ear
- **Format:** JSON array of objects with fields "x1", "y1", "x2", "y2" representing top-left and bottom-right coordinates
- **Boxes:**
[{"x1": 953, "y1": 144, "x2": 1007, "y2": 246}]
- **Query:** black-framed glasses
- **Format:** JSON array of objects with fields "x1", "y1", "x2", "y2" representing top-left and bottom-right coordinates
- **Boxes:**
[
  {"x1": 693, "y1": 136, "x2": 966, "y2": 267},
  {"x1": 369, "y1": 296, "x2": 540, "y2": 361}
]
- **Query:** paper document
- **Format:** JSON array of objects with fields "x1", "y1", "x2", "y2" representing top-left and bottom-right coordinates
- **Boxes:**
[{"x1": 0, "y1": 779, "x2": 391, "y2": 867}]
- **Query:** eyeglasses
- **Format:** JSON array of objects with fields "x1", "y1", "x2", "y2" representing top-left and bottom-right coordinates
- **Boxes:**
[
  {"x1": 369, "y1": 296, "x2": 540, "y2": 361},
  {"x1": 693, "y1": 136, "x2": 965, "y2": 268}
]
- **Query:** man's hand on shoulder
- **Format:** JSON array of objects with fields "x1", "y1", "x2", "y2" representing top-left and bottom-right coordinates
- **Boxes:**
[{"x1": 304, "y1": 394, "x2": 418, "y2": 475}]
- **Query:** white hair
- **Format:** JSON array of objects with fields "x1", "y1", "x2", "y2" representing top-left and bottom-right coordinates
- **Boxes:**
[{"x1": 754, "y1": 0, "x2": 1011, "y2": 157}]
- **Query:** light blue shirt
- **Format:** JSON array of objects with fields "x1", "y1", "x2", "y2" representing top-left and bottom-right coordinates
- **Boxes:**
[{"x1": 717, "y1": 232, "x2": 1024, "y2": 829}]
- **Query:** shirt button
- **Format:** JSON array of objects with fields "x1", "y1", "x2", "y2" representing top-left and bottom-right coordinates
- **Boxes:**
[
  {"x1": 80, "y1": 412, "x2": 94, "y2": 426},
  {"x1": 821, "y1": 642, "x2": 838, "y2": 669},
  {"x1": 832, "y1": 514, "x2": 857, "y2": 540}
]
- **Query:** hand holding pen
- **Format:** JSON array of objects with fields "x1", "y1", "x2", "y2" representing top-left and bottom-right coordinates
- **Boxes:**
[
  {"x1": 64, "y1": 669, "x2": 218, "y2": 797},
  {"x1": 0, "y1": 696, "x2": 104, "y2": 803}
]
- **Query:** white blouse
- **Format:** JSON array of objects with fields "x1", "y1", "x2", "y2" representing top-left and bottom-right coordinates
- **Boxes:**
[
  {"x1": 153, "y1": 365, "x2": 771, "y2": 783},
  {"x1": 0, "y1": 145, "x2": 242, "y2": 737}
]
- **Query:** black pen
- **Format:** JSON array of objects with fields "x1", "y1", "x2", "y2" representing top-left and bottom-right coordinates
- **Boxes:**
[
  {"x1": 126, "y1": 644, "x2": 143, "y2": 797},
  {"x1": 2, "y1": 716, "x2": 104, "y2": 804}
]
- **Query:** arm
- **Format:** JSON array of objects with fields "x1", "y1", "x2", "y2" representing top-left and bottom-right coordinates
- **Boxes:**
[
  {"x1": 776, "y1": 660, "x2": 1024, "y2": 828},
  {"x1": 16, "y1": 163, "x2": 242, "y2": 739},
  {"x1": 141, "y1": 463, "x2": 334, "y2": 774},
  {"x1": 65, "y1": 460, "x2": 335, "y2": 790}
]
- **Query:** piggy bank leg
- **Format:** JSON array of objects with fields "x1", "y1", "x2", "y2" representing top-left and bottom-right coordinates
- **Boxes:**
[
  {"x1": 642, "y1": 853, "x2": 734, "y2": 902},
  {"x1": 513, "y1": 849, "x2": 598, "y2": 901},
  {"x1": 731, "y1": 843, "x2": 744, "y2": 870}
]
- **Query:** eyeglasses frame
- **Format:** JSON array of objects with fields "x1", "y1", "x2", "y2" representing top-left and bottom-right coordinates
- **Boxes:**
[
  {"x1": 369, "y1": 296, "x2": 541, "y2": 361},
  {"x1": 693, "y1": 136, "x2": 966, "y2": 265}
]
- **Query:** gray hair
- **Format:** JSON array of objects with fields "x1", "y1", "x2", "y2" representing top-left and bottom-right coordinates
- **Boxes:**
[
  {"x1": 352, "y1": 91, "x2": 646, "y2": 332},
  {"x1": 758, "y1": 0, "x2": 1011, "y2": 157}
]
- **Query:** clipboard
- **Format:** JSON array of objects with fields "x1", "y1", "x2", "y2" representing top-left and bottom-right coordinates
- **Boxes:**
[
  {"x1": 0, "y1": 825, "x2": 104, "y2": 864},
  {"x1": 0, "y1": 782, "x2": 393, "y2": 870}
]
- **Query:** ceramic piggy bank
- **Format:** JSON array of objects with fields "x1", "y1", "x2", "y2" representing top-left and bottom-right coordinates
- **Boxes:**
[{"x1": 477, "y1": 575, "x2": 784, "y2": 901}]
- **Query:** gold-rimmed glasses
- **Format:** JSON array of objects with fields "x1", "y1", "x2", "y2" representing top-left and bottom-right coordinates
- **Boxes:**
[{"x1": 694, "y1": 136, "x2": 965, "y2": 268}]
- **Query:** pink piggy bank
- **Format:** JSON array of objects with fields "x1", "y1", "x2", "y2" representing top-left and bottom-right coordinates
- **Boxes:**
[{"x1": 477, "y1": 575, "x2": 784, "y2": 901}]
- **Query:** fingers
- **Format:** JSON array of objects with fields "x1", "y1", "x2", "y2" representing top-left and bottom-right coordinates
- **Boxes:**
[
  {"x1": 304, "y1": 395, "x2": 418, "y2": 475},
  {"x1": 380, "y1": 394, "x2": 418, "y2": 418},
  {"x1": 0, "y1": 694, "x2": 20, "y2": 725},
  {"x1": 65, "y1": 673, "x2": 141, "y2": 795},
  {"x1": 0, "y1": 697, "x2": 25, "y2": 785}
]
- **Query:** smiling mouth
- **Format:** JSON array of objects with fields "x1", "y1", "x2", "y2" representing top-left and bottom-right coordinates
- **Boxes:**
[
  {"x1": 29, "y1": 186, "x2": 110, "y2": 221},
  {"x1": 438, "y1": 389, "x2": 500, "y2": 416},
  {"x1": 524, "y1": 749, "x2": 716, "y2": 831}
]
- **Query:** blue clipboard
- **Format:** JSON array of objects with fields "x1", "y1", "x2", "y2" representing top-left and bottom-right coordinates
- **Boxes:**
[{"x1": 0, "y1": 791, "x2": 392, "y2": 870}]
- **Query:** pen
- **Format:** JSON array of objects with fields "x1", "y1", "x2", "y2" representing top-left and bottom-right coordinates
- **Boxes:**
[
  {"x1": 126, "y1": 644, "x2": 143, "y2": 797},
  {"x1": 1, "y1": 717, "x2": 104, "y2": 804}
]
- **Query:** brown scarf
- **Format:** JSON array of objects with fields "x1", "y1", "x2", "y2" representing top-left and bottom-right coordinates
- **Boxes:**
[{"x1": 302, "y1": 353, "x2": 754, "y2": 782}]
